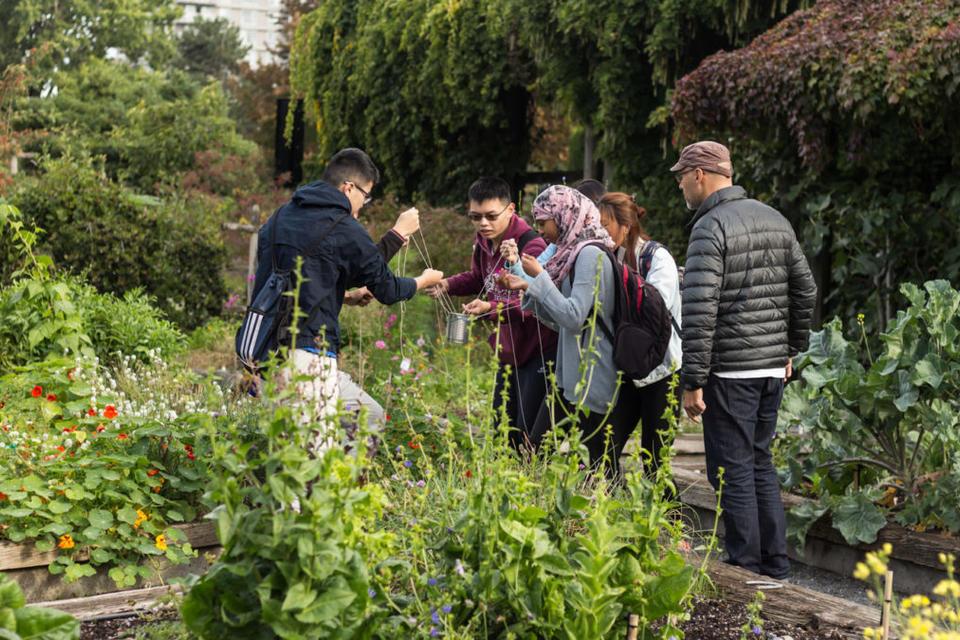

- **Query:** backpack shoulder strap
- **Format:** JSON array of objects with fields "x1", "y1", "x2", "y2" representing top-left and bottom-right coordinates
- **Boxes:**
[
  {"x1": 516, "y1": 228, "x2": 540, "y2": 254},
  {"x1": 638, "y1": 240, "x2": 663, "y2": 279}
]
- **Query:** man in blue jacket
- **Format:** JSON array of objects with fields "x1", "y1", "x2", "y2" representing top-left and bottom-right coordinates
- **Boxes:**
[{"x1": 252, "y1": 148, "x2": 443, "y2": 449}]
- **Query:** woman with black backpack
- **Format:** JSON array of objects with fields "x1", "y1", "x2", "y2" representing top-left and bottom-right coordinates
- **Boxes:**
[
  {"x1": 597, "y1": 193, "x2": 682, "y2": 475},
  {"x1": 500, "y1": 185, "x2": 629, "y2": 477}
]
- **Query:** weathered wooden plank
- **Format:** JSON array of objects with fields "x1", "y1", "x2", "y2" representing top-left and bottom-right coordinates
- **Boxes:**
[
  {"x1": 701, "y1": 555, "x2": 890, "y2": 639},
  {"x1": 0, "y1": 521, "x2": 218, "y2": 572},
  {"x1": 31, "y1": 585, "x2": 182, "y2": 621},
  {"x1": 673, "y1": 468, "x2": 959, "y2": 572}
]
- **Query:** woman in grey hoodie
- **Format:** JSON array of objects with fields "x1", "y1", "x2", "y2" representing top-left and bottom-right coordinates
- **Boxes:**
[{"x1": 501, "y1": 185, "x2": 627, "y2": 475}]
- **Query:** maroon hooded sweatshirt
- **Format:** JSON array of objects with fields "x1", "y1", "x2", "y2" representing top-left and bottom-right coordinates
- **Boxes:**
[{"x1": 446, "y1": 214, "x2": 558, "y2": 367}]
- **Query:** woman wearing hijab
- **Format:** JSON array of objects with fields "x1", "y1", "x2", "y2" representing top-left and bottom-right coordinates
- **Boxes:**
[{"x1": 500, "y1": 185, "x2": 628, "y2": 476}]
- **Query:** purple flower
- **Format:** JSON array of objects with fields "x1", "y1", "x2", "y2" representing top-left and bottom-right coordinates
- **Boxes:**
[
  {"x1": 404, "y1": 460, "x2": 413, "y2": 468},
  {"x1": 752, "y1": 626, "x2": 762, "y2": 636},
  {"x1": 368, "y1": 589, "x2": 377, "y2": 598},
  {"x1": 427, "y1": 577, "x2": 438, "y2": 587},
  {"x1": 429, "y1": 628, "x2": 439, "y2": 638},
  {"x1": 416, "y1": 480, "x2": 426, "y2": 488},
  {"x1": 441, "y1": 604, "x2": 452, "y2": 614},
  {"x1": 375, "y1": 340, "x2": 387, "y2": 349},
  {"x1": 431, "y1": 609, "x2": 440, "y2": 624}
]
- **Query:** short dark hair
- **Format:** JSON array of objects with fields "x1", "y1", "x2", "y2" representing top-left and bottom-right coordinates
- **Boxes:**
[
  {"x1": 468, "y1": 176, "x2": 511, "y2": 204},
  {"x1": 322, "y1": 148, "x2": 380, "y2": 189},
  {"x1": 572, "y1": 178, "x2": 606, "y2": 204}
]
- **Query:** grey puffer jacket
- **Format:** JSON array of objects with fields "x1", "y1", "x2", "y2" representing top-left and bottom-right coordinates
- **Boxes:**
[{"x1": 681, "y1": 186, "x2": 817, "y2": 390}]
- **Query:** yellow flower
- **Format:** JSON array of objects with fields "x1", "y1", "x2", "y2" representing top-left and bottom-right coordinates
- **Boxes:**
[
  {"x1": 933, "y1": 579, "x2": 960, "y2": 598},
  {"x1": 133, "y1": 509, "x2": 148, "y2": 529},
  {"x1": 857, "y1": 313, "x2": 866, "y2": 324},
  {"x1": 866, "y1": 553, "x2": 888, "y2": 576},
  {"x1": 854, "y1": 562, "x2": 871, "y2": 581},
  {"x1": 57, "y1": 534, "x2": 75, "y2": 549},
  {"x1": 908, "y1": 615, "x2": 931, "y2": 635},
  {"x1": 154, "y1": 534, "x2": 168, "y2": 551}
]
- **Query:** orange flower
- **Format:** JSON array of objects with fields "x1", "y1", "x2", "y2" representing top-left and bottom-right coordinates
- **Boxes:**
[
  {"x1": 154, "y1": 534, "x2": 168, "y2": 551},
  {"x1": 103, "y1": 405, "x2": 118, "y2": 420},
  {"x1": 31, "y1": 386, "x2": 42, "y2": 398},
  {"x1": 117, "y1": 433, "x2": 128, "y2": 440},
  {"x1": 465, "y1": 470, "x2": 473, "y2": 478},
  {"x1": 147, "y1": 469, "x2": 159, "y2": 477},
  {"x1": 134, "y1": 509, "x2": 148, "y2": 529},
  {"x1": 87, "y1": 408, "x2": 97, "y2": 417},
  {"x1": 58, "y1": 534, "x2": 75, "y2": 549},
  {"x1": 408, "y1": 440, "x2": 420, "y2": 450}
]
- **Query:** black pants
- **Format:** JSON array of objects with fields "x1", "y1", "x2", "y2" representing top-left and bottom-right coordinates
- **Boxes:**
[
  {"x1": 610, "y1": 376, "x2": 674, "y2": 475},
  {"x1": 493, "y1": 349, "x2": 555, "y2": 451},
  {"x1": 702, "y1": 375, "x2": 789, "y2": 579},
  {"x1": 529, "y1": 387, "x2": 638, "y2": 478}
]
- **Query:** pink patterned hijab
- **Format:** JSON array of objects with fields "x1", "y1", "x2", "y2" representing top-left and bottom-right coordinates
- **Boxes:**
[{"x1": 533, "y1": 185, "x2": 615, "y2": 284}]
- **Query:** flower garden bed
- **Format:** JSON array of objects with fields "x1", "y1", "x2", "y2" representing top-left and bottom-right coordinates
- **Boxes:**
[{"x1": 4, "y1": 521, "x2": 218, "y2": 603}]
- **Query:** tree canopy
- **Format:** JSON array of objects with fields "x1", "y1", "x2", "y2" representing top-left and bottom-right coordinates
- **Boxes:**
[{"x1": 0, "y1": 0, "x2": 180, "y2": 74}]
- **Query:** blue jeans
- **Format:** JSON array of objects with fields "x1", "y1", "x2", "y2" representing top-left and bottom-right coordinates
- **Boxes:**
[{"x1": 702, "y1": 375, "x2": 789, "y2": 579}]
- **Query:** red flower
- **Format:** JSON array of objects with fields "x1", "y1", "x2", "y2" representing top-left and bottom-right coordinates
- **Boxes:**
[
  {"x1": 88, "y1": 408, "x2": 97, "y2": 417},
  {"x1": 31, "y1": 386, "x2": 42, "y2": 398},
  {"x1": 46, "y1": 394, "x2": 57, "y2": 402},
  {"x1": 147, "y1": 469, "x2": 159, "y2": 477},
  {"x1": 0, "y1": 492, "x2": 7, "y2": 501},
  {"x1": 103, "y1": 405, "x2": 118, "y2": 420},
  {"x1": 465, "y1": 470, "x2": 473, "y2": 478},
  {"x1": 408, "y1": 440, "x2": 420, "y2": 450},
  {"x1": 184, "y1": 444, "x2": 196, "y2": 460},
  {"x1": 57, "y1": 445, "x2": 65, "y2": 453},
  {"x1": 385, "y1": 414, "x2": 391, "y2": 422},
  {"x1": 96, "y1": 424, "x2": 106, "y2": 433},
  {"x1": 117, "y1": 433, "x2": 128, "y2": 440}
]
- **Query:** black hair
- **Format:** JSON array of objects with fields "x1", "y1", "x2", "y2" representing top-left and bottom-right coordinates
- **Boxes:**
[
  {"x1": 572, "y1": 178, "x2": 606, "y2": 205},
  {"x1": 467, "y1": 176, "x2": 511, "y2": 204},
  {"x1": 321, "y1": 148, "x2": 380, "y2": 189}
]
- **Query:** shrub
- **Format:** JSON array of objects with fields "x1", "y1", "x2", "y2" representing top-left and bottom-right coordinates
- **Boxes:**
[{"x1": 11, "y1": 155, "x2": 227, "y2": 329}]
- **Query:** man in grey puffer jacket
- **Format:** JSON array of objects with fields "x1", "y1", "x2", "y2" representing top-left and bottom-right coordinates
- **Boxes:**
[{"x1": 674, "y1": 141, "x2": 817, "y2": 579}]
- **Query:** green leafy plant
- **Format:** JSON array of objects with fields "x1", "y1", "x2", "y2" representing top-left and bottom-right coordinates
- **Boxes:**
[
  {"x1": 0, "y1": 573, "x2": 79, "y2": 640},
  {"x1": 778, "y1": 280, "x2": 960, "y2": 546}
]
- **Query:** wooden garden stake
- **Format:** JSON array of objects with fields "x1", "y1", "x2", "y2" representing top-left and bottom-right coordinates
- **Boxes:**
[
  {"x1": 881, "y1": 570, "x2": 893, "y2": 639},
  {"x1": 626, "y1": 613, "x2": 639, "y2": 640}
]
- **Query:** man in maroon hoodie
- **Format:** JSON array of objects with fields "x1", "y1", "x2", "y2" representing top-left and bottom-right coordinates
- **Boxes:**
[{"x1": 429, "y1": 177, "x2": 558, "y2": 449}]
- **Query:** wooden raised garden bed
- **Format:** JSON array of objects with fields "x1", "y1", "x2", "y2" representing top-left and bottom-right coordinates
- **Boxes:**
[
  {"x1": 2, "y1": 521, "x2": 219, "y2": 603},
  {"x1": 674, "y1": 467, "x2": 958, "y2": 594}
]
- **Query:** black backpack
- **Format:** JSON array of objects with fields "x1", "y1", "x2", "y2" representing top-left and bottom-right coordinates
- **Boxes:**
[
  {"x1": 569, "y1": 243, "x2": 674, "y2": 380},
  {"x1": 235, "y1": 209, "x2": 347, "y2": 373}
]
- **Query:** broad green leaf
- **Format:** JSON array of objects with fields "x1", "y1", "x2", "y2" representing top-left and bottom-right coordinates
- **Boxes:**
[
  {"x1": 46, "y1": 501, "x2": 70, "y2": 515},
  {"x1": 281, "y1": 583, "x2": 316, "y2": 612},
  {"x1": 832, "y1": 494, "x2": 887, "y2": 545},
  {"x1": 88, "y1": 510, "x2": 114, "y2": 530},
  {"x1": 295, "y1": 578, "x2": 356, "y2": 624},
  {"x1": 116, "y1": 507, "x2": 138, "y2": 526},
  {"x1": 14, "y1": 605, "x2": 80, "y2": 640},
  {"x1": 63, "y1": 563, "x2": 97, "y2": 582},
  {"x1": 0, "y1": 577, "x2": 25, "y2": 609}
]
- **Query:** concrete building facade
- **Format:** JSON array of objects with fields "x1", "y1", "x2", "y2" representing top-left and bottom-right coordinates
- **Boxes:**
[{"x1": 175, "y1": 0, "x2": 282, "y2": 67}]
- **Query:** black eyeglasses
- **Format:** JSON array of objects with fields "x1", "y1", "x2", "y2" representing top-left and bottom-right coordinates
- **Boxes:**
[
  {"x1": 467, "y1": 202, "x2": 509, "y2": 223},
  {"x1": 344, "y1": 181, "x2": 373, "y2": 206}
]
